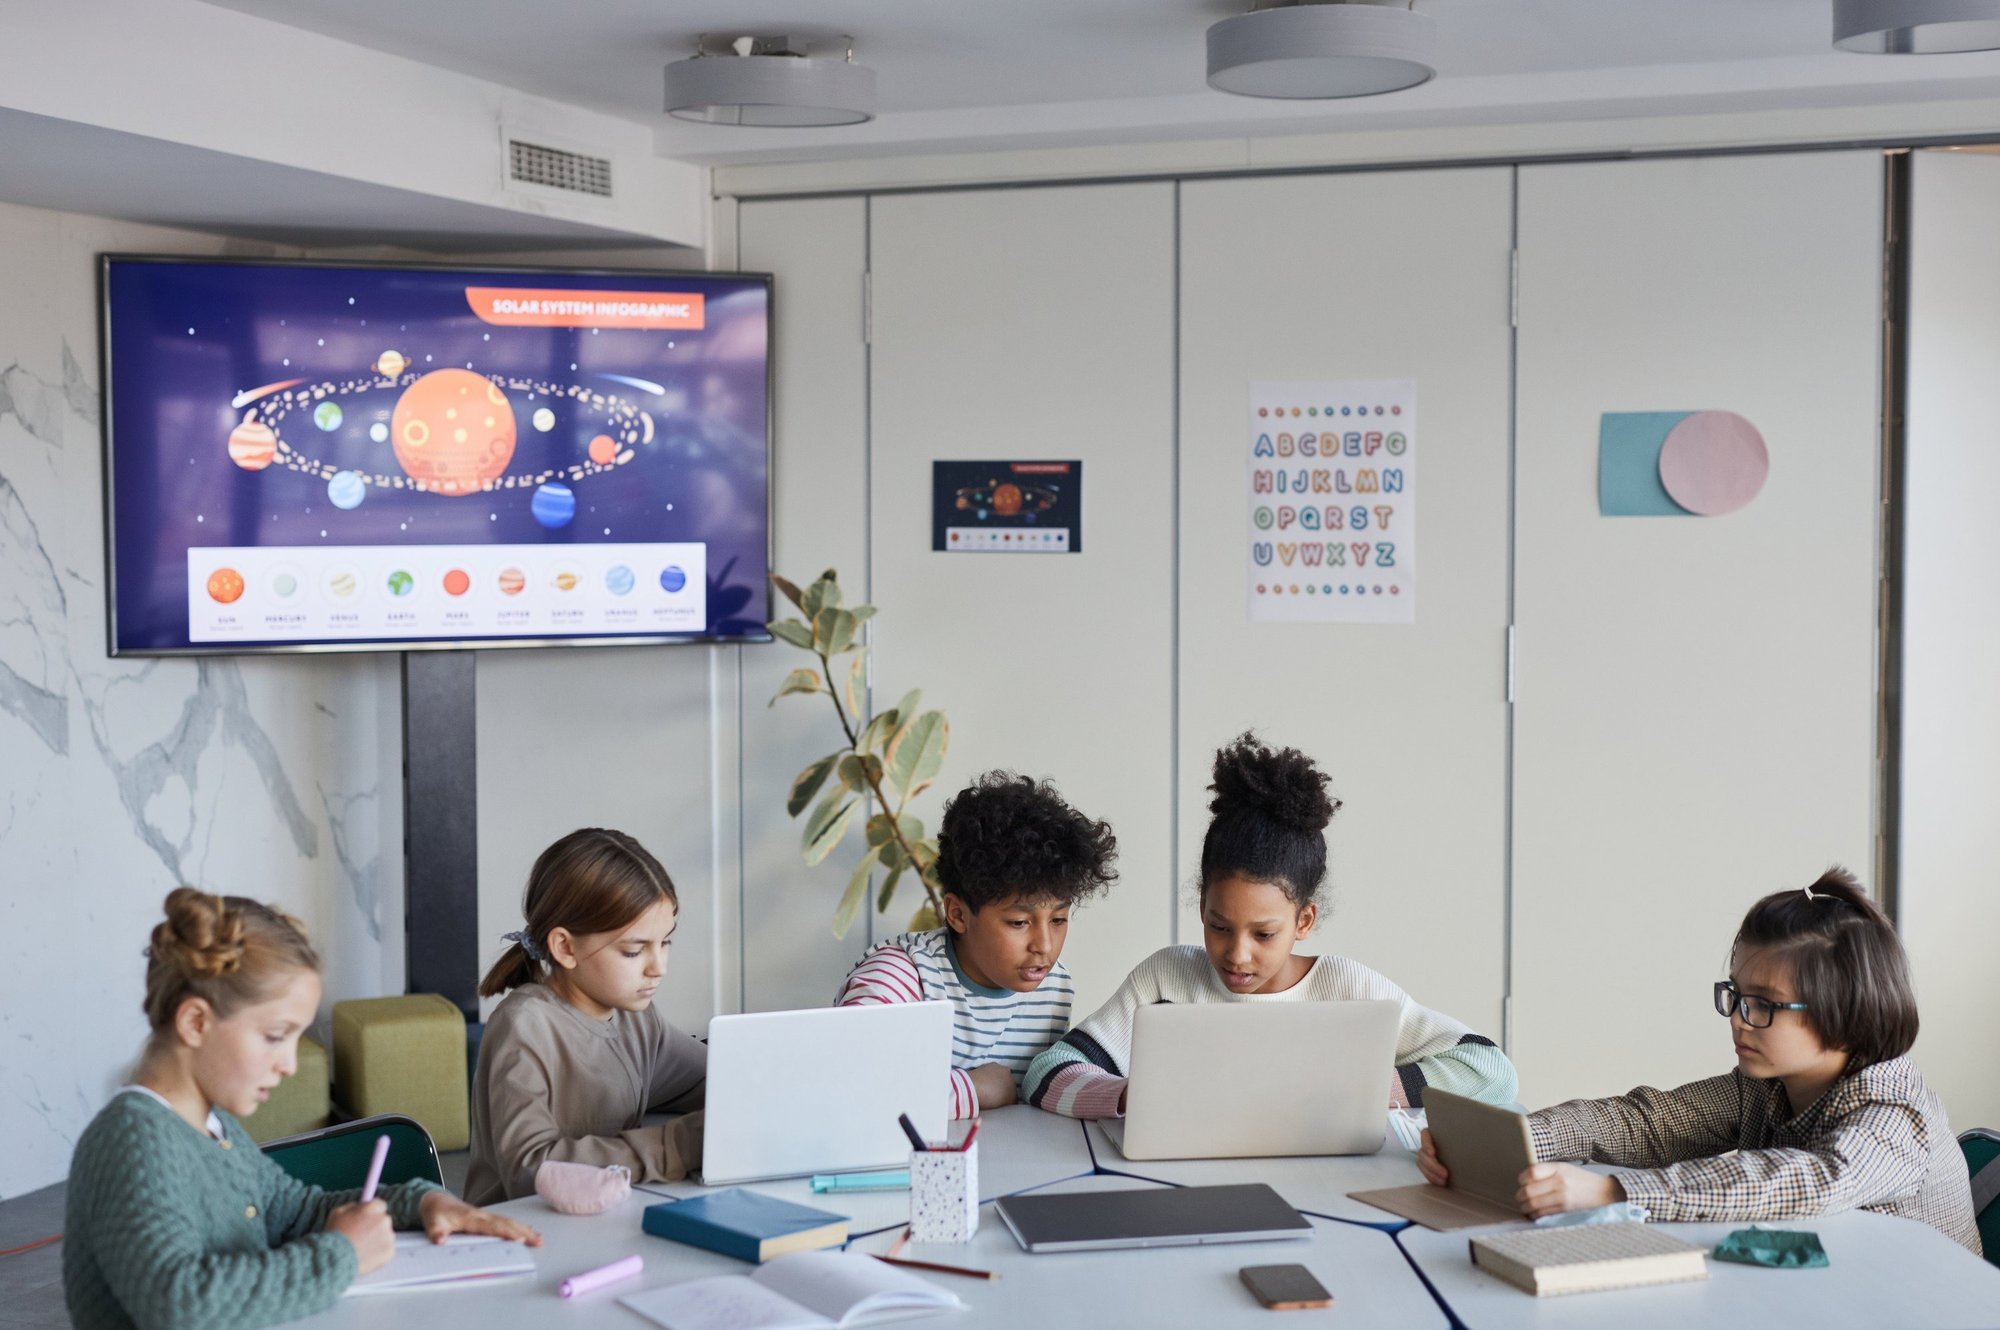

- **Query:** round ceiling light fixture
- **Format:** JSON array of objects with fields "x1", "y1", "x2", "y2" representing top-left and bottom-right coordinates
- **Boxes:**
[
  {"x1": 1208, "y1": 0, "x2": 1435, "y2": 100},
  {"x1": 1833, "y1": 0, "x2": 2000, "y2": 53},
  {"x1": 664, "y1": 34, "x2": 876, "y2": 127}
]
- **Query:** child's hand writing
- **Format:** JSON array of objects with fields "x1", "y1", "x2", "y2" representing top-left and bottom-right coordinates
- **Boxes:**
[
  {"x1": 418, "y1": 1190, "x2": 545, "y2": 1246},
  {"x1": 1515, "y1": 1163, "x2": 1624, "y2": 1218},
  {"x1": 328, "y1": 1199, "x2": 394, "y2": 1274},
  {"x1": 1415, "y1": 1128, "x2": 1449, "y2": 1187},
  {"x1": 968, "y1": 1062, "x2": 1018, "y2": 1110}
]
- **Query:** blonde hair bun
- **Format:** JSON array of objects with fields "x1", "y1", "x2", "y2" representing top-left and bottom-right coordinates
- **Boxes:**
[{"x1": 143, "y1": 887, "x2": 319, "y2": 1038}]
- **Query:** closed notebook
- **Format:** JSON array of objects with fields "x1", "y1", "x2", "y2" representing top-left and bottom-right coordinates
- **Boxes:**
[
  {"x1": 644, "y1": 1190, "x2": 850, "y2": 1263},
  {"x1": 1469, "y1": 1223, "x2": 1708, "y2": 1297},
  {"x1": 344, "y1": 1234, "x2": 536, "y2": 1294},
  {"x1": 619, "y1": 1249, "x2": 961, "y2": 1330}
]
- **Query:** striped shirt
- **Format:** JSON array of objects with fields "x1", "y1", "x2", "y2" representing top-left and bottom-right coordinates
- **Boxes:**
[
  {"x1": 836, "y1": 929, "x2": 1076, "y2": 1120},
  {"x1": 1021, "y1": 944, "x2": 1517, "y2": 1119},
  {"x1": 1530, "y1": 1057, "x2": 1981, "y2": 1254}
]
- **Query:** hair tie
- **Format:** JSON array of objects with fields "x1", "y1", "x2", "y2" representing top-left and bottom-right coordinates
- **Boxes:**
[{"x1": 502, "y1": 930, "x2": 548, "y2": 965}]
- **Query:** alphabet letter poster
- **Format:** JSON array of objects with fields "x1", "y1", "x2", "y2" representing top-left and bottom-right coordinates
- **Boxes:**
[{"x1": 1247, "y1": 380, "x2": 1415, "y2": 624}]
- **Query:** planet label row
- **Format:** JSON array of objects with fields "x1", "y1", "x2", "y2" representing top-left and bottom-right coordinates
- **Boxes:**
[{"x1": 186, "y1": 542, "x2": 708, "y2": 643}]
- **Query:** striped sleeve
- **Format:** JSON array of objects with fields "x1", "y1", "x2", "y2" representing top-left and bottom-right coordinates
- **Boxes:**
[
  {"x1": 1023, "y1": 1030, "x2": 1129, "y2": 1119},
  {"x1": 1334, "y1": 961, "x2": 1517, "y2": 1109},
  {"x1": 837, "y1": 946, "x2": 926, "y2": 1006}
]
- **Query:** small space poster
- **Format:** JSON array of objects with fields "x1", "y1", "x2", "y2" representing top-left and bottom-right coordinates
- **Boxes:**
[
  {"x1": 1247, "y1": 380, "x2": 1415, "y2": 624},
  {"x1": 932, "y1": 460, "x2": 1082, "y2": 553}
]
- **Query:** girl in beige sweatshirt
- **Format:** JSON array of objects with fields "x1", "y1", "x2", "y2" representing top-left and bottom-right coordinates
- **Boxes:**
[{"x1": 465, "y1": 828, "x2": 706, "y2": 1204}]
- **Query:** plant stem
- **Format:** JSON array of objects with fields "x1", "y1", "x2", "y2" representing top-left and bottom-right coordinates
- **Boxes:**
[{"x1": 819, "y1": 650, "x2": 943, "y2": 919}]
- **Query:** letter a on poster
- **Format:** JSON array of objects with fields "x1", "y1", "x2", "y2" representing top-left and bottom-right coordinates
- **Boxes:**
[{"x1": 1246, "y1": 380, "x2": 1415, "y2": 624}]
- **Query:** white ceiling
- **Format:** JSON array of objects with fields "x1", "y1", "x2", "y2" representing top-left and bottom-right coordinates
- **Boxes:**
[{"x1": 199, "y1": 0, "x2": 2000, "y2": 165}]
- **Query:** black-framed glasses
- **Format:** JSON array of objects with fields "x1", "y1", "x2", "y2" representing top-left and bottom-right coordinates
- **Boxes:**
[{"x1": 1713, "y1": 981, "x2": 1809, "y2": 1029}]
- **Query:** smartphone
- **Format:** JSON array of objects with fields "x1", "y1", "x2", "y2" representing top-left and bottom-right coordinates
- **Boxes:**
[{"x1": 1239, "y1": 1264, "x2": 1334, "y2": 1311}]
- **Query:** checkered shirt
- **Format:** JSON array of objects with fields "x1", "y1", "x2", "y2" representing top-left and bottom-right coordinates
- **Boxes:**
[{"x1": 1528, "y1": 1057, "x2": 1981, "y2": 1254}]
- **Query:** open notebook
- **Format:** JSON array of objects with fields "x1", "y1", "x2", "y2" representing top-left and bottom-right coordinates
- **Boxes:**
[
  {"x1": 345, "y1": 1235, "x2": 536, "y2": 1294},
  {"x1": 620, "y1": 1250, "x2": 962, "y2": 1330}
]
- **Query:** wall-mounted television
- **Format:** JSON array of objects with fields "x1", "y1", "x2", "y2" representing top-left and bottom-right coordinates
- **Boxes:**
[{"x1": 101, "y1": 256, "x2": 770, "y2": 655}]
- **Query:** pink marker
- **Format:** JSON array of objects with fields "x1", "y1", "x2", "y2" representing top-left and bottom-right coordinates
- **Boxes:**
[
  {"x1": 359, "y1": 1134, "x2": 391, "y2": 1203},
  {"x1": 561, "y1": 1254, "x2": 643, "y2": 1298}
]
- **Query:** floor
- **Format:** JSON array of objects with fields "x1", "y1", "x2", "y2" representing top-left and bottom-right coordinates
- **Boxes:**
[{"x1": 0, "y1": 1152, "x2": 471, "y2": 1328}]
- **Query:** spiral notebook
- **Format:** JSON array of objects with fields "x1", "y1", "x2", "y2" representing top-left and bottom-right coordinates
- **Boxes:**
[
  {"x1": 619, "y1": 1250, "x2": 961, "y2": 1330},
  {"x1": 344, "y1": 1235, "x2": 536, "y2": 1294}
]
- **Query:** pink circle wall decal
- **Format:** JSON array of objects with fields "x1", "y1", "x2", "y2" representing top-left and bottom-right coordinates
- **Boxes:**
[{"x1": 1657, "y1": 411, "x2": 1768, "y2": 516}]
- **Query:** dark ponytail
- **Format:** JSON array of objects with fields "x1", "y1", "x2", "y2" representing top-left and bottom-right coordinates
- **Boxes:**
[{"x1": 1198, "y1": 733, "x2": 1340, "y2": 910}]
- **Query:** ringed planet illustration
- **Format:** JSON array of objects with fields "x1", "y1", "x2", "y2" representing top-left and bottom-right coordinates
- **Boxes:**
[
  {"x1": 553, "y1": 570, "x2": 577, "y2": 592},
  {"x1": 375, "y1": 349, "x2": 407, "y2": 379}
]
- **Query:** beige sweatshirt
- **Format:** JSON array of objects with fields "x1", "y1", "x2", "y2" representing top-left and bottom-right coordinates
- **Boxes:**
[{"x1": 464, "y1": 982, "x2": 707, "y2": 1205}]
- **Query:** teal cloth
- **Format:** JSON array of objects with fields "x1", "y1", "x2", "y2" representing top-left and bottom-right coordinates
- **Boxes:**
[
  {"x1": 1712, "y1": 1226, "x2": 1829, "y2": 1268},
  {"x1": 64, "y1": 1091, "x2": 439, "y2": 1329}
]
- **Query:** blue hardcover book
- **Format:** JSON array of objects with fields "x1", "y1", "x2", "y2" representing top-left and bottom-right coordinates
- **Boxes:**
[{"x1": 642, "y1": 1189, "x2": 849, "y2": 1263}]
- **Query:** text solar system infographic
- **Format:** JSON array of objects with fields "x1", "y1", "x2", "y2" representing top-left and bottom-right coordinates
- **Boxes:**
[{"x1": 103, "y1": 259, "x2": 770, "y2": 654}]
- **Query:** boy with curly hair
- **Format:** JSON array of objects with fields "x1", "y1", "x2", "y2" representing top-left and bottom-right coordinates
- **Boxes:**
[{"x1": 835, "y1": 772, "x2": 1118, "y2": 1118}]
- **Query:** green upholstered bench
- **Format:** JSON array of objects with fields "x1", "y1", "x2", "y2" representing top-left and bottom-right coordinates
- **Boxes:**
[{"x1": 332, "y1": 993, "x2": 470, "y2": 1152}]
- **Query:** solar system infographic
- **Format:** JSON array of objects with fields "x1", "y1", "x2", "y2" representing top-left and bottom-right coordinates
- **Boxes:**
[{"x1": 103, "y1": 259, "x2": 770, "y2": 654}]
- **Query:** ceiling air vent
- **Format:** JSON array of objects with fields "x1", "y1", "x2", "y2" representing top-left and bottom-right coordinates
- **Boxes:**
[{"x1": 507, "y1": 140, "x2": 613, "y2": 198}]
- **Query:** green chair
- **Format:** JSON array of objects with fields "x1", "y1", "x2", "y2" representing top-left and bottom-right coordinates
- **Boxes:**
[
  {"x1": 1961, "y1": 1128, "x2": 2000, "y2": 1267},
  {"x1": 262, "y1": 1112, "x2": 443, "y2": 1194}
]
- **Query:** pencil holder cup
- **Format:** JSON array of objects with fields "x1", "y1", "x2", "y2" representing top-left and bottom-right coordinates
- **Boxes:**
[{"x1": 909, "y1": 1142, "x2": 979, "y2": 1243}]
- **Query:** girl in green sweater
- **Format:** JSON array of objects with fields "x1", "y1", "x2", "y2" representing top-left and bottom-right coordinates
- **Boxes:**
[{"x1": 64, "y1": 888, "x2": 540, "y2": 1330}]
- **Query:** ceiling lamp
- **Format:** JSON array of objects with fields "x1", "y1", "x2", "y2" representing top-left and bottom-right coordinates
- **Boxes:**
[
  {"x1": 664, "y1": 34, "x2": 876, "y2": 127},
  {"x1": 1208, "y1": 0, "x2": 1435, "y2": 100},
  {"x1": 1833, "y1": 0, "x2": 2000, "y2": 53}
]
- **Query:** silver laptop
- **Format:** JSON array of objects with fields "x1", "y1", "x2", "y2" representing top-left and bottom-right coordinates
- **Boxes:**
[
  {"x1": 700, "y1": 1001, "x2": 953, "y2": 1184},
  {"x1": 995, "y1": 1183, "x2": 1312, "y2": 1253},
  {"x1": 1099, "y1": 999, "x2": 1402, "y2": 1160}
]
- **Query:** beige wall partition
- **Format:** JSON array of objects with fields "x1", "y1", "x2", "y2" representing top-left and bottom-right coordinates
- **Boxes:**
[
  {"x1": 867, "y1": 184, "x2": 1179, "y2": 1016},
  {"x1": 1177, "y1": 170, "x2": 1516, "y2": 1041},
  {"x1": 1510, "y1": 153, "x2": 1883, "y2": 1107}
]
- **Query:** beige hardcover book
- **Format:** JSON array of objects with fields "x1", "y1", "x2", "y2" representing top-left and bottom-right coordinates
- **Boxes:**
[{"x1": 1469, "y1": 1224, "x2": 1709, "y2": 1297}]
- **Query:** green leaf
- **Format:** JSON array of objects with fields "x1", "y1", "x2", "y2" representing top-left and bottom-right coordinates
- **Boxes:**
[
  {"x1": 908, "y1": 903, "x2": 940, "y2": 932},
  {"x1": 768, "y1": 667, "x2": 823, "y2": 706},
  {"x1": 887, "y1": 710, "x2": 947, "y2": 797},
  {"x1": 876, "y1": 863, "x2": 905, "y2": 913},
  {"x1": 844, "y1": 652, "x2": 865, "y2": 718},
  {"x1": 864, "y1": 811, "x2": 921, "y2": 849},
  {"x1": 909, "y1": 837, "x2": 940, "y2": 872},
  {"x1": 887, "y1": 690, "x2": 922, "y2": 740},
  {"x1": 837, "y1": 753, "x2": 883, "y2": 794},
  {"x1": 769, "y1": 573, "x2": 805, "y2": 611},
  {"x1": 834, "y1": 846, "x2": 880, "y2": 939},
  {"x1": 787, "y1": 753, "x2": 842, "y2": 818},
  {"x1": 769, "y1": 619, "x2": 814, "y2": 650},
  {"x1": 879, "y1": 839, "x2": 909, "y2": 871},
  {"x1": 857, "y1": 710, "x2": 899, "y2": 756},
  {"x1": 803, "y1": 572, "x2": 842, "y2": 619},
  {"x1": 815, "y1": 607, "x2": 858, "y2": 655},
  {"x1": 850, "y1": 605, "x2": 879, "y2": 623},
  {"x1": 802, "y1": 790, "x2": 859, "y2": 865}
]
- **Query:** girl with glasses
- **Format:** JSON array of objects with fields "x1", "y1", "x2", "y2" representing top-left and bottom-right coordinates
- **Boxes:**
[{"x1": 1416, "y1": 868, "x2": 1980, "y2": 1252}]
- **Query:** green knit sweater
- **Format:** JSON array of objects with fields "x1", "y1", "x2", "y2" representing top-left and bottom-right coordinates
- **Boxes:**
[{"x1": 64, "y1": 1091, "x2": 439, "y2": 1330}]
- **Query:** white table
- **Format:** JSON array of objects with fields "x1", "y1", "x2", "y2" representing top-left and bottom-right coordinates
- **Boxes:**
[
  {"x1": 295, "y1": 1169, "x2": 1445, "y2": 1329},
  {"x1": 1084, "y1": 1121, "x2": 1426, "y2": 1227},
  {"x1": 1398, "y1": 1210, "x2": 2000, "y2": 1330},
  {"x1": 649, "y1": 1105, "x2": 1095, "y2": 1236}
]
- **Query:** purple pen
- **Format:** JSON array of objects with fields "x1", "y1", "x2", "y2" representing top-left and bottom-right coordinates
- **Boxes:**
[{"x1": 359, "y1": 1134, "x2": 391, "y2": 1203}]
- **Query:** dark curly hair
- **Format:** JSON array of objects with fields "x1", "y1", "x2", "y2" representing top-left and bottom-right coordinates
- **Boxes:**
[
  {"x1": 1199, "y1": 733, "x2": 1341, "y2": 910},
  {"x1": 934, "y1": 772, "x2": 1118, "y2": 912}
]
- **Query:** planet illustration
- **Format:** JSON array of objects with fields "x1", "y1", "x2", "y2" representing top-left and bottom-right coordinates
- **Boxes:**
[
  {"x1": 442, "y1": 569, "x2": 471, "y2": 596},
  {"x1": 206, "y1": 568, "x2": 244, "y2": 604},
  {"x1": 659, "y1": 566, "x2": 686, "y2": 593},
  {"x1": 588, "y1": 434, "x2": 618, "y2": 466},
  {"x1": 227, "y1": 419, "x2": 277, "y2": 471},
  {"x1": 991, "y1": 483, "x2": 1023, "y2": 517},
  {"x1": 375, "y1": 349, "x2": 407, "y2": 379},
  {"x1": 553, "y1": 570, "x2": 577, "y2": 592},
  {"x1": 605, "y1": 565, "x2": 635, "y2": 596},
  {"x1": 327, "y1": 470, "x2": 366, "y2": 510},
  {"x1": 530, "y1": 482, "x2": 576, "y2": 529},
  {"x1": 532, "y1": 407, "x2": 555, "y2": 432},
  {"x1": 386, "y1": 570, "x2": 414, "y2": 597},
  {"x1": 369, "y1": 422, "x2": 389, "y2": 443},
  {"x1": 327, "y1": 571, "x2": 357, "y2": 598},
  {"x1": 313, "y1": 401, "x2": 343, "y2": 431},
  {"x1": 272, "y1": 573, "x2": 298, "y2": 598},
  {"x1": 390, "y1": 368, "x2": 516, "y2": 497},
  {"x1": 497, "y1": 567, "x2": 526, "y2": 596}
]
